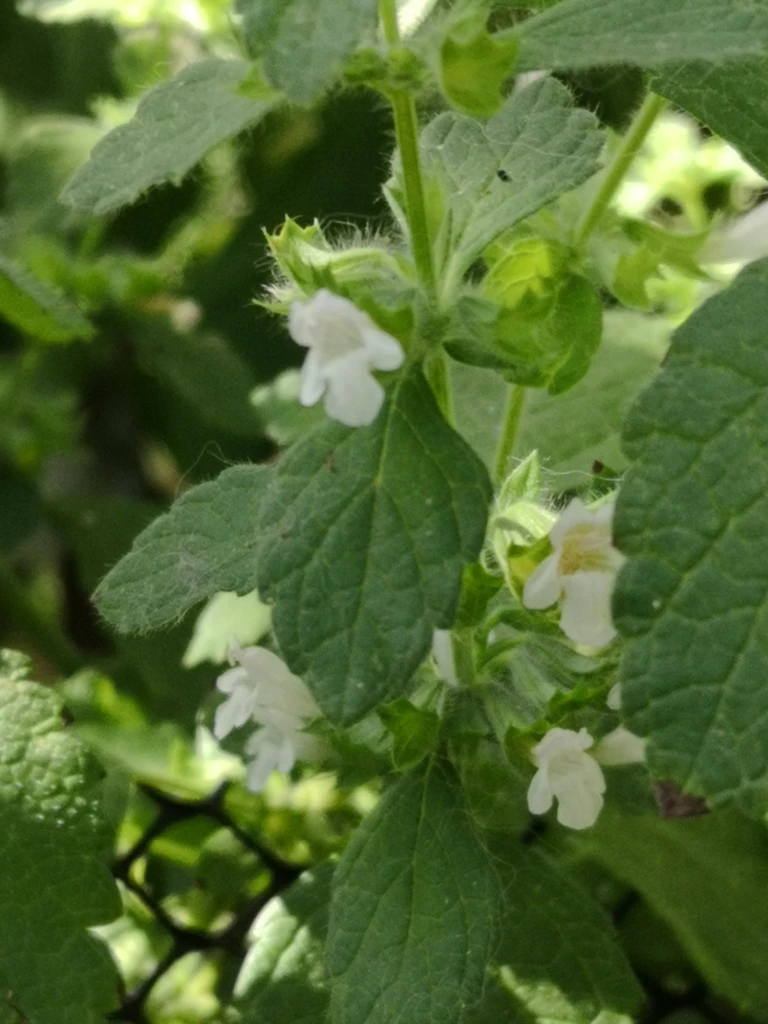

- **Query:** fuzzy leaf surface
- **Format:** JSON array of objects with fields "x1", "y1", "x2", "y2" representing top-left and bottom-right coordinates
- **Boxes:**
[
  {"x1": 257, "y1": 368, "x2": 492, "y2": 724},
  {"x1": 469, "y1": 844, "x2": 642, "y2": 1024},
  {"x1": 0, "y1": 652, "x2": 121, "y2": 1024},
  {"x1": 327, "y1": 763, "x2": 501, "y2": 1024},
  {"x1": 655, "y1": 58, "x2": 768, "y2": 179},
  {"x1": 423, "y1": 78, "x2": 603, "y2": 282},
  {"x1": 516, "y1": 0, "x2": 768, "y2": 71},
  {"x1": 614, "y1": 259, "x2": 768, "y2": 814},
  {"x1": 238, "y1": 0, "x2": 378, "y2": 103},
  {"x1": 63, "y1": 59, "x2": 279, "y2": 214},
  {"x1": 95, "y1": 465, "x2": 272, "y2": 634}
]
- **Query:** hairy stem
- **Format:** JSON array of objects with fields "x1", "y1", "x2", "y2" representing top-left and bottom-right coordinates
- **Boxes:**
[
  {"x1": 575, "y1": 92, "x2": 667, "y2": 248},
  {"x1": 494, "y1": 384, "x2": 527, "y2": 484}
]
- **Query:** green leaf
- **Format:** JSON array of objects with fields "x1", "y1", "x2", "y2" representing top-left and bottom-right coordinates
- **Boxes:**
[
  {"x1": 257, "y1": 368, "x2": 492, "y2": 724},
  {"x1": 0, "y1": 250, "x2": 93, "y2": 342},
  {"x1": 654, "y1": 59, "x2": 768, "y2": 179},
  {"x1": 421, "y1": 77, "x2": 603, "y2": 285},
  {"x1": 327, "y1": 762, "x2": 502, "y2": 1024},
  {"x1": 580, "y1": 807, "x2": 768, "y2": 1022},
  {"x1": 183, "y1": 590, "x2": 271, "y2": 668},
  {"x1": 449, "y1": 275, "x2": 603, "y2": 393},
  {"x1": 614, "y1": 259, "x2": 768, "y2": 814},
  {"x1": 237, "y1": 0, "x2": 379, "y2": 104},
  {"x1": 94, "y1": 464, "x2": 272, "y2": 635},
  {"x1": 471, "y1": 844, "x2": 642, "y2": 1024},
  {"x1": 439, "y1": 9, "x2": 519, "y2": 117},
  {"x1": 236, "y1": 863, "x2": 333, "y2": 1024},
  {"x1": 515, "y1": 0, "x2": 768, "y2": 72},
  {"x1": 63, "y1": 59, "x2": 279, "y2": 215},
  {"x1": 0, "y1": 651, "x2": 121, "y2": 1024},
  {"x1": 378, "y1": 698, "x2": 440, "y2": 771}
]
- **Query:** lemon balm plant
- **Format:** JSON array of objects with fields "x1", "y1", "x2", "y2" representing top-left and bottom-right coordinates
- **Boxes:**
[{"x1": 5, "y1": 0, "x2": 768, "y2": 1021}]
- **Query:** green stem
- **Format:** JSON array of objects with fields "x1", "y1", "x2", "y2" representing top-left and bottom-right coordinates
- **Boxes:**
[
  {"x1": 379, "y1": 0, "x2": 436, "y2": 298},
  {"x1": 575, "y1": 92, "x2": 667, "y2": 248},
  {"x1": 0, "y1": 561, "x2": 82, "y2": 676},
  {"x1": 426, "y1": 350, "x2": 454, "y2": 424},
  {"x1": 494, "y1": 384, "x2": 526, "y2": 484}
]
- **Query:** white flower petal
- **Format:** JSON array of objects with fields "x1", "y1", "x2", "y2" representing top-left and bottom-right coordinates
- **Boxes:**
[
  {"x1": 213, "y1": 684, "x2": 257, "y2": 739},
  {"x1": 432, "y1": 629, "x2": 457, "y2": 685},
  {"x1": 361, "y1": 326, "x2": 405, "y2": 371},
  {"x1": 532, "y1": 727, "x2": 593, "y2": 764},
  {"x1": 549, "y1": 498, "x2": 590, "y2": 547},
  {"x1": 245, "y1": 735, "x2": 281, "y2": 792},
  {"x1": 324, "y1": 353, "x2": 385, "y2": 427},
  {"x1": 594, "y1": 727, "x2": 646, "y2": 766},
  {"x1": 606, "y1": 683, "x2": 622, "y2": 710},
  {"x1": 215, "y1": 666, "x2": 248, "y2": 695},
  {"x1": 299, "y1": 348, "x2": 326, "y2": 406},
  {"x1": 701, "y1": 202, "x2": 768, "y2": 265},
  {"x1": 560, "y1": 571, "x2": 617, "y2": 648},
  {"x1": 527, "y1": 767, "x2": 554, "y2": 815},
  {"x1": 288, "y1": 300, "x2": 313, "y2": 348},
  {"x1": 523, "y1": 553, "x2": 562, "y2": 610},
  {"x1": 555, "y1": 776, "x2": 605, "y2": 830}
]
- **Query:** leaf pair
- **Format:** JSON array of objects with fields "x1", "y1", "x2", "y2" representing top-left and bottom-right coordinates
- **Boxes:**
[
  {"x1": 237, "y1": 761, "x2": 641, "y2": 1024},
  {"x1": 95, "y1": 369, "x2": 492, "y2": 725}
]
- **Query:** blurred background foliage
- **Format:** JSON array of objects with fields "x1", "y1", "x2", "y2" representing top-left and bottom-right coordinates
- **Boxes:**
[{"x1": 1, "y1": 2, "x2": 767, "y2": 1022}]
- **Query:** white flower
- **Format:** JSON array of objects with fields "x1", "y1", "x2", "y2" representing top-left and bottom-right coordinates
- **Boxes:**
[
  {"x1": 288, "y1": 289, "x2": 404, "y2": 427},
  {"x1": 700, "y1": 201, "x2": 768, "y2": 266},
  {"x1": 214, "y1": 644, "x2": 322, "y2": 792},
  {"x1": 522, "y1": 498, "x2": 624, "y2": 648},
  {"x1": 606, "y1": 682, "x2": 622, "y2": 710},
  {"x1": 431, "y1": 629, "x2": 458, "y2": 686},
  {"x1": 527, "y1": 727, "x2": 606, "y2": 830}
]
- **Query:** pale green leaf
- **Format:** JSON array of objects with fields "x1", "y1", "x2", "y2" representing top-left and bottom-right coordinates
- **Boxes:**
[
  {"x1": 614, "y1": 259, "x2": 768, "y2": 814},
  {"x1": 470, "y1": 844, "x2": 641, "y2": 1024},
  {"x1": 94, "y1": 464, "x2": 272, "y2": 634},
  {"x1": 237, "y1": 0, "x2": 379, "y2": 103},
  {"x1": 256, "y1": 368, "x2": 492, "y2": 724},
  {"x1": 516, "y1": 0, "x2": 768, "y2": 72},
  {"x1": 654, "y1": 59, "x2": 768, "y2": 179},
  {"x1": 580, "y1": 807, "x2": 768, "y2": 1022},
  {"x1": 327, "y1": 762, "x2": 502, "y2": 1024},
  {"x1": 0, "y1": 250, "x2": 93, "y2": 342},
  {"x1": 236, "y1": 863, "x2": 333, "y2": 1024},
  {"x1": 378, "y1": 698, "x2": 440, "y2": 771},
  {"x1": 0, "y1": 651, "x2": 121, "y2": 1024},
  {"x1": 183, "y1": 590, "x2": 271, "y2": 667},
  {"x1": 422, "y1": 78, "x2": 603, "y2": 285},
  {"x1": 63, "y1": 60, "x2": 279, "y2": 215}
]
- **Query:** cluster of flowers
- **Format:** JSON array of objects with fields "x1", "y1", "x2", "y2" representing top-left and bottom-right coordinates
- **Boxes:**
[{"x1": 213, "y1": 290, "x2": 643, "y2": 829}]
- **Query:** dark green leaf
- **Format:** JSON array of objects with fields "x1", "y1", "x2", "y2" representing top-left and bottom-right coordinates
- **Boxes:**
[
  {"x1": 615, "y1": 258, "x2": 768, "y2": 814},
  {"x1": 580, "y1": 807, "x2": 768, "y2": 1022},
  {"x1": 654, "y1": 58, "x2": 768, "y2": 179},
  {"x1": 470, "y1": 843, "x2": 642, "y2": 1023},
  {"x1": 378, "y1": 698, "x2": 440, "y2": 771},
  {"x1": 327, "y1": 762, "x2": 502, "y2": 1024},
  {"x1": 237, "y1": 863, "x2": 334, "y2": 1024},
  {"x1": 257, "y1": 368, "x2": 492, "y2": 724}
]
